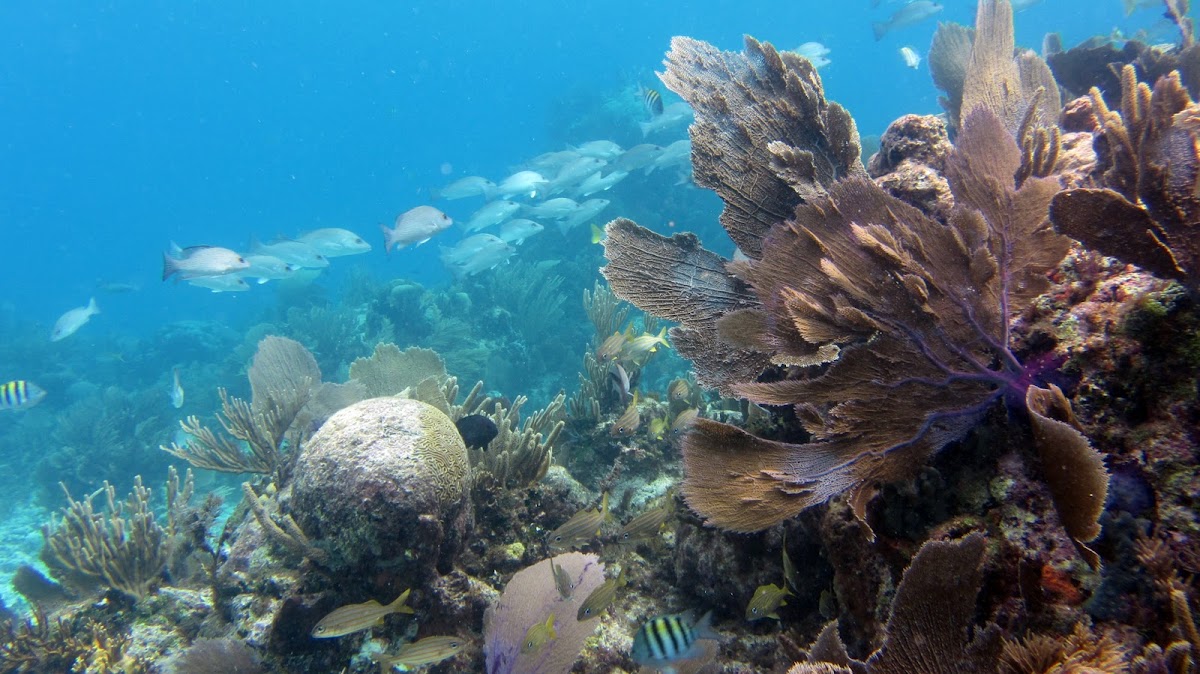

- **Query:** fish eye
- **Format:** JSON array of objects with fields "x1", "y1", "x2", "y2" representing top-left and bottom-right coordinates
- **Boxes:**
[
  {"x1": 583, "y1": 608, "x2": 592, "y2": 615},
  {"x1": 451, "y1": 641, "x2": 461, "y2": 649},
  {"x1": 315, "y1": 625, "x2": 325, "y2": 633},
  {"x1": 237, "y1": 257, "x2": 247, "y2": 263}
]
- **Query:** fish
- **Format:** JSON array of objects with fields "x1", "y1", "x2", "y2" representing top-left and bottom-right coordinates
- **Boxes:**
[
  {"x1": 521, "y1": 614, "x2": 557, "y2": 654},
  {"x1": 791, "y1": 41, "x2": 830, "y2": 59},
  {"x1": 96, "y1": 281, "x2": 140, "y2": 294},
  {"x1": 249, "y1": 239, "x2": 329, "y2": 269},
  {"x1": 576, "y1": 568, "x2": 626, "y2": 621},
  {"x1": 648, "y1": 416, "x2": 668, "y2": 440},
  {"x1": 525, "y1": 150, "x2": 580, "y2": 174},
  {"x1": 50, "y1": 298, "x2": 100, "y2": 342},
  {"x1": 383, "y1": 206, "x2": 454, "y2": 251},
  {"x1": 550, "y1": 558, "x2": 574, "y2": 599},
  {"x1": 647, "y1": 139, "x2": 691, "y2": 174},
  {"x1": 782, "y1": 531, "x2": 798, "y2": 592},
  {"x1": 597, "y1": 330, "x2": 628, "y2": 363},
  {"x1": 745, "y1": 583, "x2": 791, "y2": 621},
  {"x1": 311, "y1": 589, "x2": 415, "y2": 638},
  {"x1": 441, "y1": 236, "x2": 515, "y2": 278},
  {"x1": 631, "y1": 611, "x2": 720, "y2": 667},
  {"x1": 572, "y1": 140, "x2": 623, "y2": 160},
  {"x1": 186, "y1": 275, "x2": 251, "y2": 293},
  {"x1": 296, "y1": 228, "x2": 371, "y2": 257},
  {"x1": 608, "y1": 362, "x2": 631, "y2": 404},
  {"x1": 558, "y1": 198, "x2": 610, "y2": 233},
  {"x1": 0, "y1": 380, "x2": 47, "y2": 411},
  {"x1": 550, "y1": 156, "x2": 608, "y2": 194},
  {"x1": 899, "y1": 46, "x2": 921, "y2": 69},
  {"x1": 668, "y1": 379, "x2": 690, "y2": 401},
  {"x1": 497, "y1": 219, "x2": 545, "y2": 245},
  {"x1": 639, "y1": 85, "x2": 664, "y2": 116},
  {"x1": 464, "y1": 200, "x2": 521, "y2": 233},
  {"x1": 618, "y1": 493, "x2": 674, "y2": 543},
  {"x1": 495, "y1": 170, "x2": 550, "y2": 199},
  {"x1": 435, "y1": 175, "x2": 497, "y2": 200},
  {"x1": 610, "y1": 392, "x2": 641, "y2": 437},
  {"x1": 455, "y1": 413, "x2": 498, "y2": 451},
  {"x1": 547, "y1": 492, "x2": 609, "y2": 551},
  {"x1": 590, "y1": 224, "x2": 606, "y2": 245},
  {"x1": 439, "y1": 233, "x2": 511, "y2": 266},
  {"x1": 162, "y1": 245, "x2": 250, "y2": 281},
  {"x1": 527, "y1": 197, "x2": 580, "y2": 221},
  {"x1": 622, "y1": 327, "x2": 669, "y2": 362},
  {"x1": 240, "y1": 254, "x2": 296, "y2": 284},
  {"x1": 671, "y1": 408, "x2": 699, "y2": 435},
  {"x1": 610, "y1": 144, "x2": 665, "y2": 173},
  {"x1": 575, "y1": 169, "x2": 629, "y2": 197},
  {"x1": 376, "y1": 635, "x2": 465, "y2": 668},
  {"x1": 638, "y1": 103, "x2": 692, "y2": 138},
  {"x1": 872, "y1": 1, "x2": 943, "y2": 41},
  {"x1": 169, "y1": 367, "x2": 184, "y2": 409}
]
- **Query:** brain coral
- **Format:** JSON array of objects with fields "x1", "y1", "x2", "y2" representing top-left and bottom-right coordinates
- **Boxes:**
[{"x1": 290, "y1": 397, "x2": 472, "y2": 576}]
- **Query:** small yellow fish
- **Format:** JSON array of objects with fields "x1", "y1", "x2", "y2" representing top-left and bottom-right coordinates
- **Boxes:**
[
  {"x1": 621, "y1": 327, "x2": 669, "y2": 362},
  {"x1": 745, "y1": 583, "x2": 791, "y2": 621},
  {"x1": 377, "y1": 635, "x2": 465, "y2": 667},
  {"x1": 577, "y1": 568, "x2": 626, "y2": 621},
  {"x1": 667, "y1": 378, "x2": 690, "y2": 401},
  {"x1": 610, "y1": 392, "x2": 641, "y2": 437},
  {"x1": 597, "y1": 330, "x2": 627, "y2": 363},
  {"x1": 618, "y1": 492, "x2": 675, "y2": 543},
  {"x1": 311, "y1": 589, "x2": 414, "y2": 638},
  {"x1": 551, "y1": 557, "x2": 575, "y2": 599},
  {"x1": 670, "y1": 408, "x2": 699, "y2": 434},
  {"x1": 648, "y1": 416, "x2": 668, "y2": 440},
  {"x1": 591, "y1": 223, "x2": 606, "y2": 244},
  {"x1": 547, "y1": 493, "x2": 610, "y2": 551},
  {"x1": 522, "y1": 614, "x2": 557, "y2": 654}
]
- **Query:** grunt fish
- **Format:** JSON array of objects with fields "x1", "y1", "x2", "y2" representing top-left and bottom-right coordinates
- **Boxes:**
[
  {"x1": 311, "y1": 589, "x2": 414, "y2": 638},
  {"x1": 671, "y1": 408, "x2": 699, "y2": 435},
  {"x1": 621, "y1": 327, "x2": 669, "y2": 362},
  {"x1": 522, "y1": 614, "x2": 557, "y2": 654},
  {"x1": 0, "y1": 380, "x2": 47, "y2": 411},
  {"x1": 186, "y1": 275, "x2": 251, "y2": 293},
  {"x1": 631, "y1": 611, "x2": 719, "y2": 667},
  {"x1": 162, "y1": 245, "x2": 249, "y2": 281},
  {"x1": 169, "y1": 367, "x2": 185, "y2": 409},
  {"x1": 249, "y1": 239, "x2": 329, "y2": 269},
  {"x1": 51, "y1": 298, "x2": 100, "y2": 342},
  {"x1": 576, "y1": 568, "x2": 626, "y2": 621},
  {"x1": 668, "y1": 379, "x2": 691, "y2": 401},
  {"x1": 618, "y1": 492, "x2": 674, "y2": 543},
  {"x1": 597, "y1": 330, "x2": 627, "y2": 362},
  {"x1": 745, "y1": 583, "x2": 791, "y2": 621},
  {"x1": 550, "y1": 557, "x2": 575, "y2": 599},
  {"x1": 547, "y1": 492, "x2": 609, "y2": 551},
  {"x1": 383, "y1": 206, "x2": 454, "y2": 251},
  {"x1": 377, "y1": 635, "x2": 465, "y2": 667},
  {"x1": 610, "y1": 392, "x2": 641, "y2": 437},
  {"x1": 648, "y1": 416, "x2": 668, "y2": 440}
]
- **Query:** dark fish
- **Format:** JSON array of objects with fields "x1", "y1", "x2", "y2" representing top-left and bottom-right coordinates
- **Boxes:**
[
  {"x1": 455, "y1": 414, "x2": 498, "y2": 451},
  {"x1": 640, "y1": 85, "x2": 664, "y2": 116},
  {"x1": 551, "y1": 557, "x2": 574, "y2": 599}
]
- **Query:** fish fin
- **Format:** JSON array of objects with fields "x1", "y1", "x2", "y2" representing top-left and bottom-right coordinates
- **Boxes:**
[
  {"x1": 86, "y1": 297, "x2": 99, "y2": 315},
  {"x1": 692, "y1": 611, "x2": 720, "y2": 642},
  {"x1": 386, "y1": 589, "x2": 413, "y2": 614},
  {"x1": 380, "y1": 223, "x2": 395, "y2": 254},
  {"x1": 416, "y1": 237, "x2": 431, "y2": 246},
  {"x1": 545, "y1": 614, "x2": 557, "y2": 639},
  {"x1": 161, "y1": 252, "x2": 179, "y2": 281},
  {"x1": 872, "y1": 21, "x2": 888, "y2": 41},
  {"x1": 256, "y1": 278, "x2": 269, "y2": 285}
]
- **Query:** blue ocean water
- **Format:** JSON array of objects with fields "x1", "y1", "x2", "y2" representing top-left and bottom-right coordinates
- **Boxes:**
[{"x1": 0, "y1": 0, "x2": 1183, "y2": 617}]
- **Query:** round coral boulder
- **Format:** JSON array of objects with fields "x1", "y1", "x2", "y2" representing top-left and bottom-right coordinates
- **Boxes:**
[{"x1": 290, "y1": 397, "x2": 472, "y2": 577}]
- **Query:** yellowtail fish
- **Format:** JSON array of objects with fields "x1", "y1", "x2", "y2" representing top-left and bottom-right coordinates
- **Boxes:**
[
  {"x1": 0, "y1": 380, "x2": 47, "y2": 411},
  {"x1": 521, "y1": 614, "x2": 557, "y2": 654},
  {"x1": 310, "y1": 589, "x2": 414, "y2": 638},
  {"x1": 671, "y1": 408, "x2": 699, "y2": 435},
  {"x1": 631, "y1": 611, "x2": 719, "y2": 666},
  {"x1": 577, "y1": 568, "x2": 626, "y2": 621},
  {"x1": 376, "y1": 635, "x2": 465, "y2": 668},
  {"x1": 551, "y1": 557, "x2": 574, "y2": 599},
  {"x1": 618, "y1": 492, "x2": 675, "y2": 543},
  {"x1": 611, "y1": 392, "x2": 641, "y2": 437},
  {"x1": 745, "y1": 583, "x2": 791, "y2": 621},
  {"x1": 640, "y1": 85, "x2": 664, "y2": 117},
  {"x1": 169, "y1": 367, "x2": 185, "y2": 409},
  {"x1": 597, "y1": 330, "x2": 627, "y2": 362},
  {"x1": 668, "y1": 378, "x2": 690, "y2": 401},
  {"x1": 547, "y1": 493, "x2": 609, "y2": 551},
  {"x1": 621, "y1": 327, "x2": 669, "y2": 362}
]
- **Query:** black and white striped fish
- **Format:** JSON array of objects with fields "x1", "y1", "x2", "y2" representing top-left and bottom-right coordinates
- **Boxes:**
[
  {"x1": 639, "y1": 85, "x2": 664, "y2": 117},
  {"x1": 0, "y1": 380, "x2": 46, "y2": 411},
  {"x1": 630, "y1": 610, "x2": 719, "y2": 667}
]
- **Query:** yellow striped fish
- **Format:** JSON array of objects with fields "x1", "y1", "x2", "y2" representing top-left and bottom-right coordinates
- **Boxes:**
[
  {"x1": 376, "y1": 635, "x2": 465, "y2": 668},
  {"x1": 618, "y1": 491, "x2": 675, "y2": 543},
  {"x1": 310, "y1": 589, "x2": 414, "y2": 638},
  {"x1": 0, "y1": 380, "x2": 46, "y2": 411},
  {"x1": 521, "y1": 614, "x2": 557, "y2": 654},
  {"x1": 547, "y1": 493, "x2": 609, "y2": 551},
  {"x1": 577, "y1": 568, "x2": 626, "y2": 621},
  {"x1": 610, "y1": 392, "x2": 641, "y2": 437}
]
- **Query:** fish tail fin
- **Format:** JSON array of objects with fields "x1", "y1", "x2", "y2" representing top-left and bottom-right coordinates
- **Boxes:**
[
  {"x1": 162, "y1": 252, "x2": 179, "y2": 281},
  {"x1": 380, "y1": 223, "x2": 396, "y2": 254},
  {"x1": 693, "y1": 610, "x2": 720, "y2": 642},
  {"x1": 545, "y1": 614, "x2": 557, "y2": 639},
  {"x1": 872, "y1": 21, "x2": 888, "y2": 41},
  {"x1": 87, "y1": 297, "x2": 99, "y2": 315},
  {"x1": 591, "y1": 223, "x2": 605, "y2": 244},
  {"x1": 638, "y1": 121, "x2": 652, "y2": 138},
  {"x1": 387, "y1": 588, "x2": 414, "y2": 614}
]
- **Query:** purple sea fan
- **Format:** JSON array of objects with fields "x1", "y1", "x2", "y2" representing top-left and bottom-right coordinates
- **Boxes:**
[{"x1": 483, "y1": 552, "x2": 606, "y2": 674}]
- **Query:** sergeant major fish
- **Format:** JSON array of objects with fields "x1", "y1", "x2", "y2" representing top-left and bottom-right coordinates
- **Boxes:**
[
  {"x1": 383, "y1": 205, "x2": 454, "y2": 252},
  {"x1": 310, "y1": 589, "x2": 414, "y2": 638},
  {"x1": 631, "y1": 611, "x2": 720, "y2": 668},
  {"x1": 547, "y1": 492, "x2": 609, "y2": 551},
  {"x1": 50, "y1": 298, "x2": 100, "y2": 342},
  {"x1": 0, "y1": 380, "x2": 47, "y2": 411}
]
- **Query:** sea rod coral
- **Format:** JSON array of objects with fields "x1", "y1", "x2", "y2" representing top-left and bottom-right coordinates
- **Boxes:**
[{"x1": 602, "y1": 24, "x2": 1108, "y2": 558}]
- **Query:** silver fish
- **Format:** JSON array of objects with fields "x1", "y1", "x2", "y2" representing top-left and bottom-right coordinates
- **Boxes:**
[
  {"x1": 899, "y1": 46, "x2": 921, "y2": 69},
  {"x1": 50, "y1": 298, "x2": 99, "y2": 342},
  {"x1": 497, "y1": 219, "x2": 545, "y2": 245},
  {"x1": 575, "y1": 169, "x2": 628, "y2": 197},
  {"x1": 572, "y1": 140, "x2": 623, "y2": 160},
  {"x1": 435, "y1": 175, "x2": 497, "y2": 200},
  {"x1": 162, "y1": 245, "x2": 249, "y2": 281},
  {"x1": 872, "y1": 1, "x2": 943, "y2": 41},
  {"x1": 463, "y1": 200, "x2": 521, "y2": 233},
  {"x1": 638, "y1": 102, "x2": 693, "y2": 138},
  {"x1": 558, "y1": 198, "x2": 610, "y2": 233},
  {"x1": 495, "y1": 170, "x2": 550, "y2": 199},
  {"x1": 186, "y1": 275, "x2": 251, "y2": 293},
  {"x1": 527, "y1": 197, "x2": 580, "y2": 220},
  {"x1": 383, "y1": 206, "x2": 454, "y2": 251},
  {"x1": 240, "y1": 254, "x2": 296, "y2": 283},
  {"x1": 296, "y1": 228, "x2": 371, "y2": 257},
  {"x1": 250, "y1": 239, "x2": 329, "y2": 269},
  {"x1": 610, "y1": 143, "x2": 665, "y2": 172},
  {"x1": 445, "y1": 243, "x2": 514, "y2": 278},
  {"x1": 550, "y1": 156, "x2": 607, "y2": 193},
  {"x1": 169, "y1": 367, "x2": 184, "y2": 409},
  {"x1": 439, "y1": 233, "x2": 511, "y2": 267}
]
